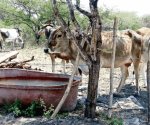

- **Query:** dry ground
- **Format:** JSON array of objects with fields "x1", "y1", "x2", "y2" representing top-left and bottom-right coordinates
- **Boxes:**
[{"x1": 0, "y1": 42, "x2": 148, "y2": 125}]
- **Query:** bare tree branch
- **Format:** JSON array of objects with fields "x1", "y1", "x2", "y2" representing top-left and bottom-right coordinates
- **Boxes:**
[
  {"x1": 75, "y1": 0, "x2": 92, "y2": 19},
  {"x1": 90, "y1": 0, "x2": 98, "y2": 12},
  {"x1": 75, "y1": 5, "x2": 92, "y2": 18},
  {"x1": 66, "y1": 0, "x2": 80, "y2": 30},
  {"x1": 52, "y1": 0, "x2": 68, "y2": 29}
]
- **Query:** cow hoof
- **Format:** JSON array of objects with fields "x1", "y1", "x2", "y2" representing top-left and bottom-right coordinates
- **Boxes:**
[
  {"x1": 113, "y1": 92, "x2": 125, "y2": 98},
  {"x1": 133, "y1": 91, "x2": 140, "y2": 97},
  {"x1": 143, "y1": 84, "x2": 147, "y2": 88}
]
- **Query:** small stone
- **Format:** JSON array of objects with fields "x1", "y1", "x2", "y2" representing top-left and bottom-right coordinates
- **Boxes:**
[
  {"x1": 78, "y1": 84, "x2": 88, "y2": 91},
  {"x1": 93, "y1": 118, "x2": 98, "y2": 121}
]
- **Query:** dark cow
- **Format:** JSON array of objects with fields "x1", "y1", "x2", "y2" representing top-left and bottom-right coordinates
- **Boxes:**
[{"x1": 35, "y1": 24, "x2": 54, "y2": 44}]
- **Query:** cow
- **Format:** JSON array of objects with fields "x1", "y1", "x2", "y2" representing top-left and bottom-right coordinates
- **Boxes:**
[
  {"x1": 130, "y1": 27, "x2": 150, "y2": 87},
  {"x1": 44, "y1": 27, "x2": 143, "y2": 95},
  {"x1": 35, "y1": 24, "x2": 66, "y2": 73},
  {"x1": 0, "y1": 28, "x2": 24, "y2": 50}
]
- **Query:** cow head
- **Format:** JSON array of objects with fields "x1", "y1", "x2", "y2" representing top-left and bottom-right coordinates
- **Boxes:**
[
  {"x1": 126, "y1": 29, "x2": 150, "y2": 64},
  {"x1": 44, "y1": 26, "x2": 70, "y2": 55},
  {"x1": 0, "y1": 31, "x2": 9, "y2": 40},
  {"x1": 44, "y1": 27, "x2": 66, "y2": 53},
  {"x1": 0, "y1": 31, "x2": 9, "y2": 49},
  {"x1": 136, "y1": 27, "x2": 150, "y2": 62},
  {"x1": 35, "y1": 25, "x2": 54, "y2": 44}
]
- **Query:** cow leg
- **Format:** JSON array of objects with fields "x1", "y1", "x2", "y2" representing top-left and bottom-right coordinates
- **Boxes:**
[
  {"x1": 11, "y1": 40, "x2": 15, "y2": 50},
  {"x1": 50, "y1": 54, "x2": 55, "y2": 72},
  {"x1": 133, "y1": 60, "x2": 140, "y2": 95},
  {"x1": 61, "y1": 60, "x2": 66, "y2": 73},
  {"x1": 0, "y1": 41, "x2": 2, "y2": 50},
  {"x1": 139, "y1": 62, "x2": 147, "y2": 87},
  {"x1": 116, "y1": 65, "x2": 129, "y2": 93}
]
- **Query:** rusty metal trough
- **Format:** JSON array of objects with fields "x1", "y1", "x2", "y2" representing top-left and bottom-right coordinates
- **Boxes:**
[{"x1": 0, "y1": 68, "x2": 81, "y2": 111}]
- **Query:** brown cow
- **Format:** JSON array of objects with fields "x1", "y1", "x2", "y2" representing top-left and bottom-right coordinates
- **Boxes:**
[
  {"x1": 44, "y1": 27, "x2": 142, "y2": 95},
  {"x1": 135, "y1": 27, "x2": 150, "y2": 86},
  {"x1": 36, "y1": 25, "x2": 66, "y2": 73}
]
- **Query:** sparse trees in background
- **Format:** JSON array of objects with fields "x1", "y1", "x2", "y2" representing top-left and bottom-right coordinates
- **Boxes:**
[
  {"x1": 141, "y1": 15, "x2": 150, "y2": 28},
  {"x1": 0, "y1": 0, "x2": 147, "y2": 43},
  {"x1": 0, "y1": 0, "x2": 53, "y2": 41},
  {"x1": 100, "y1": 7, "x2": 142, "y2": 30}
]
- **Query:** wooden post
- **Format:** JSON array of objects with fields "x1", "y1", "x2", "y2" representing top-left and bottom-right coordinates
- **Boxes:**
[
  {"x1": 147, "y1": 41, "x2": 150, "y2": 124},
  {"x1": 108, "y1": 17, "x2": 118, "y2": 118}
]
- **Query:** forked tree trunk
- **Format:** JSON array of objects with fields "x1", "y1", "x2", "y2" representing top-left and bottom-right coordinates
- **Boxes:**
[
  {"x1": 52, "y1": 0, "x2": 102, "y2": 118},
  {"x1": 85, "y1": 61, "x2": 100, "y2": 118}
]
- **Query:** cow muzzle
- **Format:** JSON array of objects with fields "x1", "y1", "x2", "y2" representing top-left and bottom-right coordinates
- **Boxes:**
[{"x1": 44, "y1": 48, "x2": 49, "y2": 54}]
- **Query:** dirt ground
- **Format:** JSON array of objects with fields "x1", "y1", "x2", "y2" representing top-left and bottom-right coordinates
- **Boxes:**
[{"x1": 0, "y1": 43, "x2": 148, "y2": 125}]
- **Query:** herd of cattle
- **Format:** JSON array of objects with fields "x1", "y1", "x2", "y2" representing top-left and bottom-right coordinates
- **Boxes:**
[{"x1": 1, "y1": 25, "x2": 150, "y2": 95}]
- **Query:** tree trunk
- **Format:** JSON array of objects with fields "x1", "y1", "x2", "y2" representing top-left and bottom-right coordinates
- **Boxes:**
[
  {"x1": 147, "y1": 60, "x2": 150, "y2": 124},
  {"x1": 51, "y1": 0, "x2": 102, "y2": 118},
  {"x1": 147, "y1": 42, "x2": 150, "y2": 124},
  {"x1": 85, "y1": 60, "x2": 100, "y2": 118}
]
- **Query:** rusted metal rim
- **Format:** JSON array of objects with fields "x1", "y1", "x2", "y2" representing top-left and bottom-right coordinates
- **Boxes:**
[{"x1": 0, "y1": 68, "x2": 81, "y2": 90}]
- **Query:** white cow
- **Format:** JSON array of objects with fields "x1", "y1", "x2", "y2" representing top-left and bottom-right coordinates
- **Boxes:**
[{"x1": 0, "y1": 28, "x2": 24, "y2": 50}]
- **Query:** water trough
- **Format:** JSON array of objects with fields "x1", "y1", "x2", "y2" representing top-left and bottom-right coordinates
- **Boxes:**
[{"x1": 0, "y1": 68, "x2": 81, "y2": 111}]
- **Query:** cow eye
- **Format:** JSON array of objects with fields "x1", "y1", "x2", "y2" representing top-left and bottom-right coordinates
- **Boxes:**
[{"x1": 57, "y1": 35, "x2": 62, "y2": 38}]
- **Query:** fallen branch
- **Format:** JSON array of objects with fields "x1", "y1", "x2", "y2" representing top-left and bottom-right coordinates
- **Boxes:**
[
  {"x1": 0, "y1": 51, "x2": 19, "y2": 64},
  {"x1": 0, "y1": 56, "x2": 34, "y2": 68},
  {"x1": 19, "y1": 56, "x2": 35, "y2": 63}
]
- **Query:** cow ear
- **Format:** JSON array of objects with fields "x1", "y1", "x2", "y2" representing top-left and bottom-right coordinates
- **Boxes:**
[
  {"x1": 127, "y1": 30, "x2": 142, "y2": 40},
  {"x1": 1, "y1": 31, "x2": 9, "y2": 38},
  {"x1": 136, "y1": 31, "x2": 143, "y2": 36},
  {"x1": 126, "y1": 30, "x2": 134, "y2": 38}
]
